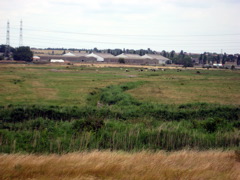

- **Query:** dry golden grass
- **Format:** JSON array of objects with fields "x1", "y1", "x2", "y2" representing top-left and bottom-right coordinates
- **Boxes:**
[
  {"x1": 0, "y1": 62, "x2": 200, "y2": 70},
  {"x1": 0, "y1": 151, "x2": 239, "y2": 180}
]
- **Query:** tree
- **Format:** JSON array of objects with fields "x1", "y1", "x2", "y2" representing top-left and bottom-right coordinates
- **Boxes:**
[
  {"x1": 222, "y1": 53, "x2": 227, "y2": 65},
  {"x1": 178, "y1": 50, "x2": 185, "y2": 61},
  {"x1": 118, "y1": 58, "x2": 125, "y2": 64},
  {"x1": 13, "y1": 46, "x2": 33, "y2": 62},
  {"x1": 0, "y1": 44, "x2": 6, "y2": 53},
  {"x1": 162, "y1": 50, "x2": 167, "y2": 57},
  {"x1": 203, "y1": 54, "x2": 207, "y2": 64},
  {"x1": 139, "y1": 49, "x2": 144, "y2": 56},
  {"x1": 0, "y1": 44, "x2": 16, "y2": 56},
  {"x1": 237, "y1": 55, "x2": 240, "y2": 65},
  {"x1": 170, "y1": 50, "x2": 175, "y2": 59},
  {"x1": 182, "y1": 56, "x2": 193, "y2": 67},
  {"x1": 93, "y1": 47, "x2": 98, "y2": 52},
  {"x1": 216, "y1": 55, "x2": 220, "y2": 64},
  {"x1": 199, "y1": 54, "x2": 203, "y2": 64}
]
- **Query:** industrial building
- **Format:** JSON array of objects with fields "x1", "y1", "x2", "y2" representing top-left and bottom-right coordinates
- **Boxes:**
[{"x1": 35, "y1": 52, "x2": 170, "y2": 65}]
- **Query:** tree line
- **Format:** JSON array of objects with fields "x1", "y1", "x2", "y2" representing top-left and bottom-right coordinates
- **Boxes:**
[
  {"x1": 1, "y1": 44, "x2": 240, "y2": 66},
  {"x1": 0, "y1": 45, "x2": 33, "y2": 62},
  {"x1": 161, "y1": 50, "x2": 240, "y2": 66}
]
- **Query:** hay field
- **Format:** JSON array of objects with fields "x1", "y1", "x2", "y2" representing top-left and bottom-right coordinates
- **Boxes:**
[{"x1": 1, "y1": 150, "x2": 239, "y2": 180}]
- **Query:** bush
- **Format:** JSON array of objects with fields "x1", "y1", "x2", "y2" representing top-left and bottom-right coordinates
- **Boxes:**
[
  {"x1": 13, "y1": 46, "x2": 33, "y2": 62},
  {"x1": 118, "y1": 58, "x2": 125, "y2": 64},
  {"x1": 72, "y1": 117, "x2": 104, "y2": 132}
]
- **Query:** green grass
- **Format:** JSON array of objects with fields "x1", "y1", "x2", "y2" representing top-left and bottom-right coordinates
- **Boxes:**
[
  {"x1": 0, "y1": 65, "x2": 133, "y2": 106},
  {"x1": 0, "y1": 64, "x2": 239, "y2": 153},
  {"x1": 0, "y1": 64, "x2": 239, "y2": 106},
  {"x1": 129, "y1": 69, "x2": 240, "y2": 105}
]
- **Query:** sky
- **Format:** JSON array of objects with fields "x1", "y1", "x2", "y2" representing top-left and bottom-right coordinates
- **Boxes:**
[{"x1": 0, "y1": 0, "x2": 240, "y2": 54}]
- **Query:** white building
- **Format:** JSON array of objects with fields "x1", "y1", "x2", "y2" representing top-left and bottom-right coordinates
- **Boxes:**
[
  {"x1": 50, "y1": 59, "x2": 64, "y2": 63},
  {"x1": 86, "y1": 52, "x2": 116, "y2": 62},
  {"x1": 33, "y1": 55, "x2": 40, "y2": 61},
  {"x1": 63, "y1": 52, "x2": 76, "y2": 56},
  {"x1": 116, "y1": 53, "x2": 142, "y2": 59},
  {"x1": 141, "y1": 54, "x2": 170, "y2": 64},
  {"x1": 213, "y1": 63, "x2": 223, "y2": 67}
]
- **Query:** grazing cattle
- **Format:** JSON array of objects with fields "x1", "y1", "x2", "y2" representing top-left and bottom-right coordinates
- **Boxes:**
[{"x1": 125, "y1": 69, "x2": 129, "y2": 72}]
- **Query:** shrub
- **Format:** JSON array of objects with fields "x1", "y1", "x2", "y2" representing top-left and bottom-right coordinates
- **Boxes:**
[
  {"x1": 118, "y1": 58, "x2": 125, "y2": 64},
  {"x1": 72, "y1": 117, "x2": 104, "y2": 132}
]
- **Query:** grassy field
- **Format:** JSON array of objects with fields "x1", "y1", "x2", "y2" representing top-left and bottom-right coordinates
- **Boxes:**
[
  {"x1": 0, "y1": 64, "x2": 239, "y2": 106},
  {"x1": 1, "y1": 150, "x2": 239, "y2": 180},
  {"x1": 0, "y1": 63, "x2": 240, "y2": 179},
  {"x1": 0, "y1": 64, "x2": 128, "y2": 106}
]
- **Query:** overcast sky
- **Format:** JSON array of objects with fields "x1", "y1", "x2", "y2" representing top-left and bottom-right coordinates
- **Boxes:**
[{"x1": 0, "y1": 0, "x2": 240, "y2": 54}]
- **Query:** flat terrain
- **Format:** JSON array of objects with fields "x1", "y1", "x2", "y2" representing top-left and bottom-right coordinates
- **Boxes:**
[
  {"x1": 1, "y1": 151, "x2": 239, "y2": 180},
  {"x1": 0, "y1": 64, "x2": 239, "y2": 106},
  {"x1": 0, "y1": 63, "x2": 239, "y2": 180}
]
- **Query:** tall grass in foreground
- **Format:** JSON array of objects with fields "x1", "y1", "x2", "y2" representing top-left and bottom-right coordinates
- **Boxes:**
[
  {"x1": 0, "y1": 151, "x2": 239, "y2": 180},
  {"x1": 0, "y1": 120, "x2": 239, "y2": 153}
]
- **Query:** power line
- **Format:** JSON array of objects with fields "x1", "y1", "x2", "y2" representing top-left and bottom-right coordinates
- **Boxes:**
[
  {"x1": 14, "y1": 37, "x2": 240, "y2": 46},
  {"x1": 4, "y1": 33, "x2": 240, "y2": 47},
  {"x1": 11, "y1": 34, "x2": 240, "y2": 43},
  {"x1": 1, "y1": 23, "x2": 239, "y2": 53},
  {"x1": 4, "y1": 26, "x2": 240, "y2": 38}
]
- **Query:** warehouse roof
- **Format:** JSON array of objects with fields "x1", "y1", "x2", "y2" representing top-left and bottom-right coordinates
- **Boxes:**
[{"x1": 116, "y1": 53, "x2": 142, "y2": 59}]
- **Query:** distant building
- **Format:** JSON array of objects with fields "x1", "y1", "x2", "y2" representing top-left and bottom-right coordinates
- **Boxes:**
[
  {"x1": 50, "y1": 59, "x2": 64, "y2": 63},
  {"x1": 37, "y1": 52, "x2": 167, "y2": 65},
  {"x1": 33, "y1": 55, "x2": 40, "y2": 61},
  {"x1": 115, "y1": 53, "x2": 159, "y2": 65},
  {"x1": 141, "y1": 54, "x2": 170, "y2": 64},
  {"x1": 116, "y1": 53, "x2": 142, "y2": 59},
  {"x1": 63, "y1": 52, "x2": 76, "y2": 56},
  {"x1": 86, "y1": 52, "x2": 116, "y2": 62},
  {"x1": 213, "y1": 63, "x2": 223, "y2": 67}
]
